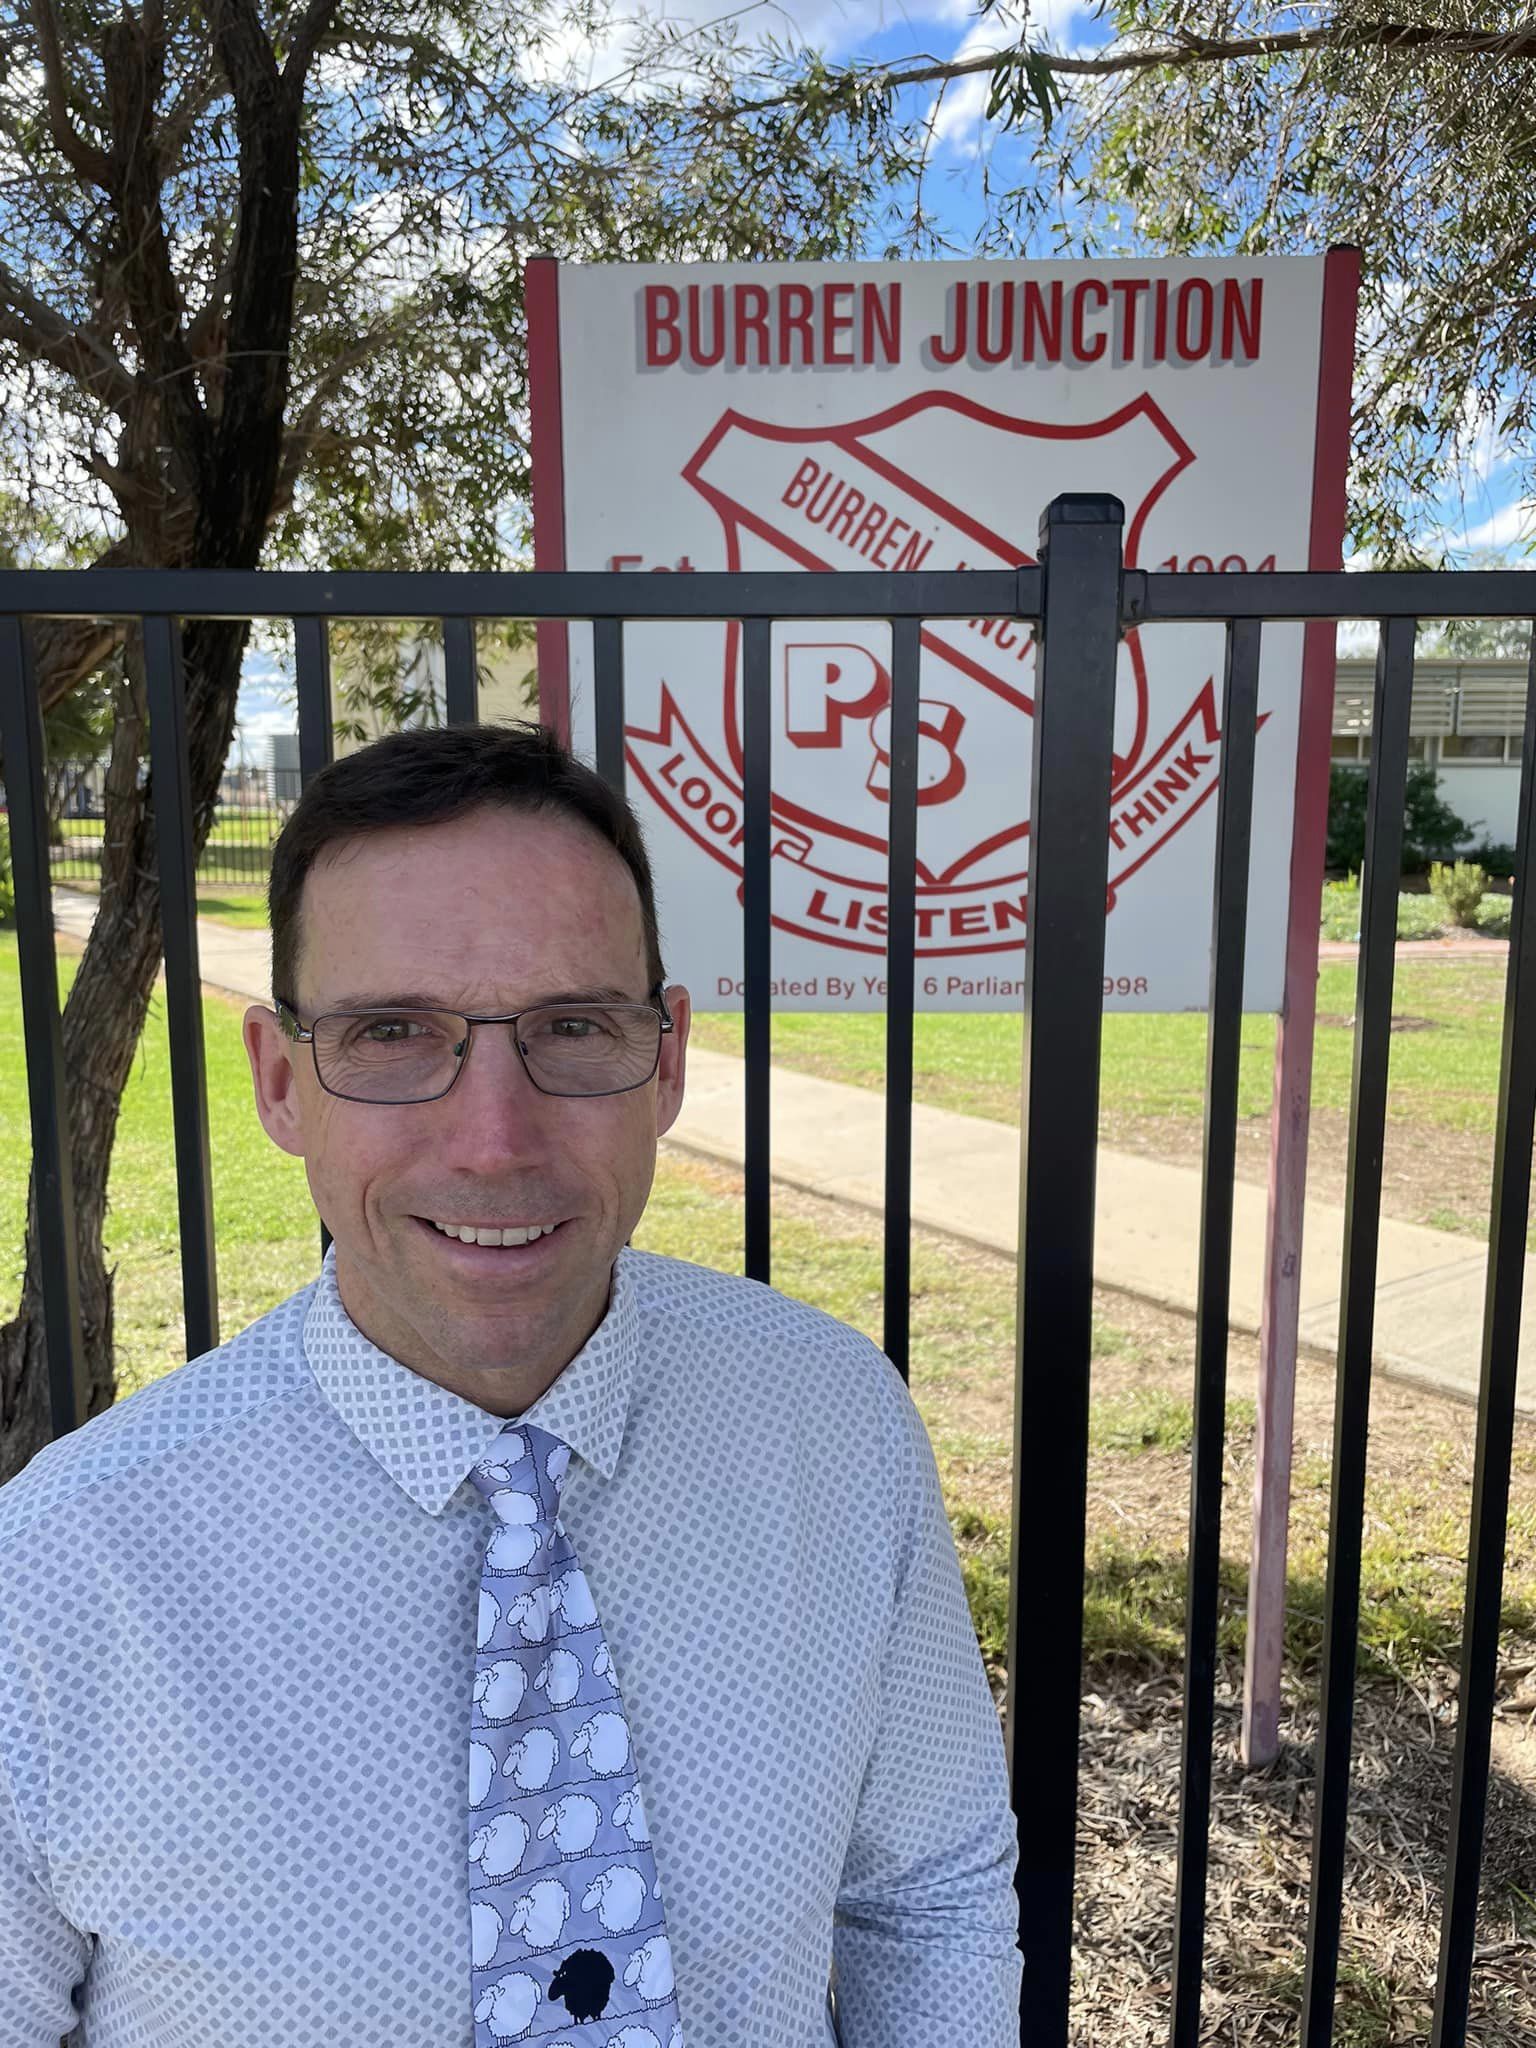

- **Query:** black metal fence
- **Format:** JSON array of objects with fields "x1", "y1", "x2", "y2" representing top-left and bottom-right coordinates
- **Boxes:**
[
  {"x1": 42, "y1": 759, "x2": 296, "y2": 891},
  {"x1": 2, "y1": 496, "x2": 1533, "y2": 2047}
]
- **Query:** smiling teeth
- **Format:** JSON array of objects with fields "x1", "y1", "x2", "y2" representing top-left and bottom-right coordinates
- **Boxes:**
[{"x1": 431, "y1": 1221, "x2": 556, "y2": 1247}]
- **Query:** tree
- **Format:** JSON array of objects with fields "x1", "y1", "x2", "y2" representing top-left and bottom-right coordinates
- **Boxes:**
[
  {"x1": 0, "y1": 0, "x2": 914, "y2": 1479},
  {"x1": 778, "y1": 3, "x2": 1536, "y2": 560}
]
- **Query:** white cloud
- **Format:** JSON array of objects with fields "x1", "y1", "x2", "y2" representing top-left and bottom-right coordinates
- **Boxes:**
[
  {"x1": 924, "y1": 2, "x2": 1094, "y2": 157},
  {"x1": 1454, "y1": 502, "x2": 1536, "y2": 554},
  {"x1": 525, "y1": 0, "x2": 968, "y2": 98},
  {"x1": 233, "y1": 707, "x2": 298, "y2": 744}
]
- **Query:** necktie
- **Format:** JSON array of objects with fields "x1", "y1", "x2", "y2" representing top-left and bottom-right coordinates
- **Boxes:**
[{"x1": 467, "y1": 1421, "x2": 685, "y2": 2048}]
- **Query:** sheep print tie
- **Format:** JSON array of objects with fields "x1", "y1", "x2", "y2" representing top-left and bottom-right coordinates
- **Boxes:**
[{"x1": 467, "y1": 1422, "x2": 684, "y2": 2048}]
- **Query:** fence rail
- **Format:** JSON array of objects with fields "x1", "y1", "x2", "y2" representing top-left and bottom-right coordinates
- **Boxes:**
[{"x1": 3, "y1": 496, "x2": 1534, "y2": 2048}]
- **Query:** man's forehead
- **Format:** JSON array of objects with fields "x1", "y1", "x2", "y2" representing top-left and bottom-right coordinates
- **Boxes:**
[{"x1": 297, "y1": 807, "x2": 649, "y2": 992}]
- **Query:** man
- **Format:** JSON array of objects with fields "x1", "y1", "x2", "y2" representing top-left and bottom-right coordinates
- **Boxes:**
[{"x1": 0, "y1": 722, "x2": 1022, "y2": 2045}]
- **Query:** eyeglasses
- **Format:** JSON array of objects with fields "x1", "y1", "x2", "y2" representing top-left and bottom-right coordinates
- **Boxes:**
[{"x1": 273, "y1": 985, "x2": 674, "y2": 1104}]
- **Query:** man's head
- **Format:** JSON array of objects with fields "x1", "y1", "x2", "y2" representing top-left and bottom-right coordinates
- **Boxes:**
[{"x1": 244, "y1": 722, "x2": 690, "y2": 1413}]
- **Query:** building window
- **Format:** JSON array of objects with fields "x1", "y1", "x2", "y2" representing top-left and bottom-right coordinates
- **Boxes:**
[
  {"x1": 1441, "y1": 733, "x2": 1515, "y2": 762},
  {"x1": 1329, "y1": 734, "x2": 1426, "y2": 762}
]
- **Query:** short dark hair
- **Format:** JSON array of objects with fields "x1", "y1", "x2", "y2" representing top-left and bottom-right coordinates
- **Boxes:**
[{"x1": 268, "y1": 722, "x2": 665, "y2": 1001}]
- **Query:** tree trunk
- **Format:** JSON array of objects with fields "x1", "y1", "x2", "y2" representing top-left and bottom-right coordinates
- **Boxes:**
[{"x1": 0, "y1": 618, "x2": 248, "y2": 1484}]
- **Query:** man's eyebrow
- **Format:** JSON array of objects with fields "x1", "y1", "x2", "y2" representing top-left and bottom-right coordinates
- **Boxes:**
[{"x1": 312, "y1": 984, "x2": 645, "y2": 1012}]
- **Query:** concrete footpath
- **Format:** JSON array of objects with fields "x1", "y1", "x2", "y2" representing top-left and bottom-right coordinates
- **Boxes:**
[{"x1": 52, "y1": 889, "x2": 1534, "y2": 1418}]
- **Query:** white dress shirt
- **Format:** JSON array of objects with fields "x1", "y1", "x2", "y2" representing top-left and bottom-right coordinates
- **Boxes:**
[{"x1": 0, "y1": 1245, "x2": 1021, "y2": 2045}]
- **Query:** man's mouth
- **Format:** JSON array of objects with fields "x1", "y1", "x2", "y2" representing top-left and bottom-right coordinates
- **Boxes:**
[{"x1": 417, "y1": 1217, "x2": 568, "y2": 1249}]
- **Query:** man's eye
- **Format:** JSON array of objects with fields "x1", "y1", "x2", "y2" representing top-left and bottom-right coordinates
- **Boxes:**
[
  {"x1": 358, "y1": 1016, "x2": 432, "y2": 1043},
  {"x1": 547, "y1": 1014, "x2": 601, "y2": 1038}
]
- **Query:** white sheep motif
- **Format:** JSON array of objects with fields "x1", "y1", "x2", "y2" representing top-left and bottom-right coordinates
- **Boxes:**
[
  {"x1": 468, "y1": 1741, "x2": 499, "y2": 1809},
  {"x1": 505, "y1": 1876, "x2": 571, "y2": 1951},
  {"x1": 624, "y1": 1933, "x2": 675, "y2": 2007},
  {"x1": 502, "y1": 1726, "x2": 559, "y2": 1790},
  {"x1": 504, "y1": 1587, "x2": 553, "y2": 1643},
  {"x1": 668, "y1": 2025, "x2": 683, "y2": 2048},
  {"x1": 472, "y1": 1969, "x2": 540, "y2": 2042},
  {"x1": 470, "y1": 1898, "x2": 503, "y2": 1970},
  {"x1": 545, "y1": 1441, "x2": 571, "y2": 1488},
  {"x1": 611, "y1": 1785, "x2": 650, "y2": 1845},
  {"x1": 481, "y1": 1434, "x2": 528, "y2": 1478},
  {"x1": 549, "y1": 1566, "x2": 599, "y2": 1628},
  {"x1": 593, "y1": 1642, "x2": 615, "y2": 1684},
  {"x1": 604, "y1": 2030, "x2": 662, "y2": 2048},
  {"x1": 469, "y1": 1810, "x2": 532, "y2": 1879},
  {"x1": 536, "y1": 1790, "x2": 601, "y2": 1858},
  {"x1": 569, "y1": 1710, "x2": 630, "y2": 1777},
  {"x1": 485, "y1": 1493, "x2": 543, "y2": 1573},
  {"x1": 477, "y1": 1589, "x2": 500, "y2": 1650},
  {"x1": 474, "y1": 1658, "x2": 529, "y2": 1724},
  {"x1": 581, "y1": 1862, "x2": 649, "y2": 1932},
  {"x1": 535, "y1": 1647, "x2": 583, "y2": 1707}
]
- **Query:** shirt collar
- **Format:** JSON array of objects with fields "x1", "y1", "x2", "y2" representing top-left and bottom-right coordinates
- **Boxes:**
[{"x1": 301, "y1": 1244, "x2": 637, "y2": 1515}]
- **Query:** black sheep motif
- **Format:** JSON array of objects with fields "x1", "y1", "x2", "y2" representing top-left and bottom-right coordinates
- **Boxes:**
[{"x1": 549, "y1": 1946, "x2": 615, "y2": 2023}]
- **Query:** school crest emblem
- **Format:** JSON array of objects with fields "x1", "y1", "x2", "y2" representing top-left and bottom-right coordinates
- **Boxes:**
[{"x1": 625, "y1": 390, "x2": 1236, "y2": 957}]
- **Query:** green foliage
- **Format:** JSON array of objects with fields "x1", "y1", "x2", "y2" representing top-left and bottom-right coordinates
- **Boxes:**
[
  {"x1": 1320, "y1": 877, "x2": 1454, "y2": 941},
  {"x1": 1327, "y1": 764, "x2": 1474, "y2": 875},
  {"x1": 0, "y1": 820, "x2": 13, "y2": 928},
  {"x1": 1429, "y1": 859, "x2": 1487, "y2": 926},
  {"x1": 1469, "y1": 840, "x2": 1520, "y2": 879},
  {"x1": 1475, "y1": 894, "x2": 1513, "y2": 937},
  {"x1": 1395, "y1": 892, "x2": 1448, "y2": 939}
]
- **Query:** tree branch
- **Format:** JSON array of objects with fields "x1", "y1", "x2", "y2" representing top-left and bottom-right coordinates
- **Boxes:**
[
  {"x1": 100, "y1": 14, "x2": 209, "y2": 481},
  {"x1": 0, "y1": 259, "x2": 134, "y2": 411},
  {"x1": 26, "y1": 0, "x2": 113, "y2": 187},
  {"x1": 283, "y1": 0, "x2": 347, "y2": 99},
  {"x1": 738, "y1": 20, "x2": 1536, "y2": 116}
]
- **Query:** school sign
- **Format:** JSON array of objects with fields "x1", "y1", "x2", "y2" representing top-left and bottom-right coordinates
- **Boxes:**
[{"x1": 528, "y1": 256, "x2": 1355, "y2": 1011}]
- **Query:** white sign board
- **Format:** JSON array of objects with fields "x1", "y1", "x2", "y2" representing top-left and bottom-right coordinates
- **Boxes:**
[{"x1": 528, "y1": 257, "x2": 1354, "y2": 1010}]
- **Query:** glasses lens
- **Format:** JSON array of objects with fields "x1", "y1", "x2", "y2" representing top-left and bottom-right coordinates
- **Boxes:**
[
  {"x1": 313, "y1": 1010, "x2": 466, "y2": 1102},
  {"x1": 518, "y1": 1004, "x2": 662, "y2": 1096}
]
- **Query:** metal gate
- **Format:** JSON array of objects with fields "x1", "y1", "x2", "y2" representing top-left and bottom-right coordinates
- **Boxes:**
[{"x1": 2, "y1": 494, "x2": 1533, "y2": 2046}]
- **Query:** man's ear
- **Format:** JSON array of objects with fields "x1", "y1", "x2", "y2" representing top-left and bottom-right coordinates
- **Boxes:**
[
  {"x1": 244, "y1": 1006, "x2": 309, "y2": 1158},
  {"x1": 654, "y1": 984, "x2": 690, "y2": 1140}
]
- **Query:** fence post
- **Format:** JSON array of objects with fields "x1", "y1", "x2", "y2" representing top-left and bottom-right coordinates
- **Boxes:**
[
  {"x1": 0, "y1": 616, "x2": 88, "y2": 1438},
  {"x1": 1008, "y1": 495, "x2": 1125, "y2": 2044}
]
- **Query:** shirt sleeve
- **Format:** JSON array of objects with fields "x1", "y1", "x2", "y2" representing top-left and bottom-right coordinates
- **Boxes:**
[
  {"x1": 830, "y1": 1362, "x2": 1023, "y2": 2046},
  {"x1": 0, "y1": 1606, "x2": 91, "y2": 2044}
]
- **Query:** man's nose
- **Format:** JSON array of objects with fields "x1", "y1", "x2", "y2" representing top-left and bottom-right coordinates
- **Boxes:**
[{"x1": 439, "y1": 1022, "x2": 554, "y2": 1160}]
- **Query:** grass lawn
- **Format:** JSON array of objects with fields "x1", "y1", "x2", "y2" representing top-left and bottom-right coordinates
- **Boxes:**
[
  {"x1": 688, "y1": 958, "x2": 1511, "y2": 1137},
  {"x1": 51, "y1": 881, "x2": 271, "y2": 929},
  {"x1": 54, "y1": 813, "x2": 283, "y2": 845}
]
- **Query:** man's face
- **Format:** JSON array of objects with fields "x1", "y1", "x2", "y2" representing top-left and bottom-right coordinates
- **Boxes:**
[{"x1": 243, "y1": 804, "x2": 689, "y2": 1410}]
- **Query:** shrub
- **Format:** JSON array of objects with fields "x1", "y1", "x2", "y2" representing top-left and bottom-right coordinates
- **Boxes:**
[
  {"x1": 1395, "y1": 893, "x2": 1446, "y2": 940},
  {"x1": 1429, "y1": 859, "x2": 1487, "y2": 927},
  {"x1": 1475, "y1": 895, "x2": 1513, "y2": 938},
  {"x1": 0, "y1": 819, "x2": 13, "y2": 928},
  {"x1": 1316, "y1": 878, "x2": 1448, "y2": 942},
  {"x1": 1327, "y1": 764, "x2": 1475, "y2": 875},
  {"x1": 1467, "y1": 840, "x2": 1520, "y2": 881}
]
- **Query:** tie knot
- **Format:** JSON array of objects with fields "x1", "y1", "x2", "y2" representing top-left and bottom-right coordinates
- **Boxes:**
[{"x1": 468, "y1": 1421, "x2": 572, "y2": 1525}]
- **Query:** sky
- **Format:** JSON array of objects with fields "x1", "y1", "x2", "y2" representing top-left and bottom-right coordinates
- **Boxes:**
[{"x1": 233, "y1": 0, "x2": 1533, "y2": 746}]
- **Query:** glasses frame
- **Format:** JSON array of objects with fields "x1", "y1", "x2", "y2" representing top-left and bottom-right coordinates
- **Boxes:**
[{"x1": 273, "y1": 983, "x2": 675, "y2": 1105}]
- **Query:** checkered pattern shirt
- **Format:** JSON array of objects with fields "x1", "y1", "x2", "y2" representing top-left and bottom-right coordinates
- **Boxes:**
[{"x1": 0, "y1": 1245, "x2": 1021, "y2": 2045}]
